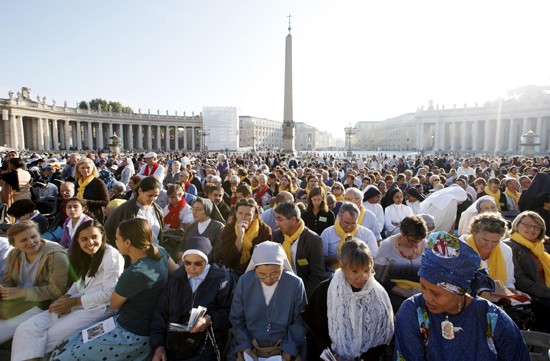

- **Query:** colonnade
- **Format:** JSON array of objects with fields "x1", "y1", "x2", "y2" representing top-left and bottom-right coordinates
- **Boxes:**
[
  {"x1": 1, "y1": 114, "x2": 203, "y2": 152},
  {"x1": 416, "y1": 116, "x2": 550, "y2": 154}
]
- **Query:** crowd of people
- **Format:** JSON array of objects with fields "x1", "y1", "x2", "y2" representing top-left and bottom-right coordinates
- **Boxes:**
[{"x1": 1, "y1": 149, "x2": 548, "y2": 360}]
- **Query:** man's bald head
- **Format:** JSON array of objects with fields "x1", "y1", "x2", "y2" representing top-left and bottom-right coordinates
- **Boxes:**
[{"x1": 275, "y1": 191, "x2": 294, "y2": 204}]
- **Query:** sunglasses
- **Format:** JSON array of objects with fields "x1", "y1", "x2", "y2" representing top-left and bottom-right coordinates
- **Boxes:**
[
  {"x1": 332, "y1": 187, "x2": 341, "y2": 190},
  {"x1": 183, "y1": 260, "x2": 206, "y2": 267},
  {"x1": 480, "y1": 217, "x2": 506, "y2": 228},
  {"x1": 238, "y1": 198, "x2": 256, "y2": 206}
]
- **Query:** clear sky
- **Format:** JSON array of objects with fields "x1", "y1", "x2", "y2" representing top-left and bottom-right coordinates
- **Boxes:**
[{"x1": 1, "y1": 1, "x2": 549, "y2": 136}]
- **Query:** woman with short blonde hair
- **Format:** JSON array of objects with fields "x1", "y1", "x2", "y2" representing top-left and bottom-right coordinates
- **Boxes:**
[{"x1": 72, "y1": 158, "x2": 109, "y2": 222}]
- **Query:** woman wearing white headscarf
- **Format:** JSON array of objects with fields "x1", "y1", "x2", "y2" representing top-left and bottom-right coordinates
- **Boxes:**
[
  {"x1": 363, "y1": 185, "x2": 384, "y2": 233},
  {"x1": 384, "y1": 188, "x2": 413, "y2": 235},
  {"x1": 229, "y1": 241, "x2": 307, "y2": 361},
  {"x1": 420, "y1": 185, "x2": 468, "y2": 234},
  {"x1": 457, "y1": 195, "x2": 498, "y2": 237},
  {"x1": 303, "y1": 238, "x2": 394, "y2": 360}
]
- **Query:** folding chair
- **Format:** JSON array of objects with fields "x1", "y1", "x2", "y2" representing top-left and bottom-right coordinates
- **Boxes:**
[{"x1": 520, "y1": 330, "x2": 550, "y2": 361}]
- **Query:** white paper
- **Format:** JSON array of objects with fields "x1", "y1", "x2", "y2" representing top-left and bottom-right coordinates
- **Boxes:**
[
  {"x1": 82, "y1": 317, "x2": 116, "y2": 343},
  {"x1": 320, "y1": 348, "x2": 337, "y2": 361},
  {"x1": 169, "y1": 306, "x2": 207, "y2": 332},
  {"x1": 243, "y1": 354, "x2": 282, "y2": 361}
]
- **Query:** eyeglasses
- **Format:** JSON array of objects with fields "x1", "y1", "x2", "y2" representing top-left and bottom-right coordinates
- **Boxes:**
[
  {"x1": 183, "y1": 260, "x2": 206, "y2": 267},
  {"x1": 347, "y1": 272, "x2": 373, "y2": 281},
  {"x1": 237, "y1": 198, "x2": 256, "y2": 206},
  {"x1": 256, "y1": 273, "x2": 282, "y2": 281},
  {"x1": 520, "y1": 222, "x2": 542, "y2": 232}
]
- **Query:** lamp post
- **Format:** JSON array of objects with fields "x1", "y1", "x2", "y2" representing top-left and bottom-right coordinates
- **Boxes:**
[
  {"x1": 250, "y1": 136, "x2": 257, "y2": 151},
  {"x1": 344, "y1": 122, "x2": 357, "y2": 157},
  {"x1": 197, "y1": 125, "x2": 210, "y2": 154}
]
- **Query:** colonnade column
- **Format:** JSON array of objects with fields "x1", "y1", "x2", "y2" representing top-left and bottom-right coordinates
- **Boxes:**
[
  {"x1": 460, "y1": 122, "x2": 468, "y2": 151},
  {"x1": 119, "y1": 124, "x2": 124, "y2": 150},
  {"x1": 87, "y1": 122, "x2": 93, "y2": 150},
  {"x1": 97, "y1": 123, "x2": 103, "y2": 150},
  {"x1": 483, "y1": 120, "x2": 492, "y2": 152},
  {"x1": 165, "y1": 126, "x2": 170, "y2": 151},
  {"x1": 192, "y1": 127, "x2": 196, "y2": 151},
  {"x1": 174, "y1": 126, "x2": 179, "y2": 151},
  {"x1": 495, "y1": 119, "x2": 504, "y2": 153},
  {"x1": 156, "y1": 125, "x2": 161, "y2": 150},
  {"x1": 108, "y1": 124, "x2": 113, "y2": 138},
  {"x1": 451, "y1": 122, "x2": 459, "y2": 151},
  {"x1": 522, "y1": 118, "x2": 529, "y2": 136},
  {"x1": 43, "y1": 119, "x2": 51, "y2": 150},
  {"x1": 126, "y1": 124, "x2": 133, "y2": 150},
  {"x1": 183, "y1": 127, "x2": 187, "y2": 151},
  {"x1": 137, "y1": 125, "x2": 143, "y2": 150},
  {"x1": 17, "y1": 116, "x2": 25, "y2": 150},
  {"x1": 471, "y1": 121, "x2": 480, "y2": 152},
  {"x1": 9, "y1": 114, "x2": 17, "y2": 149},
  {"x1": 507, "y1": 119, "x2": 516, "y2": 152},
  {"x1": 536, "y1": 117, "x2": 543, "y2": 152},
  {"x1": 418, "y1": 123, "x2": 424, "y2": 151},
  {"x1": 75, "y1": 121, "x2": 81, "y2": 150},
  {"x1": 58, "y1": 120, "x2": 64, "y2": 150},
  {"x1": 145, "y1": 125, "x2": 151, "y2": 150},
  {"x1": 63, "y1": 120, "x2": 70, "y2": 150},
  {"x1": 37, "y1": 118, "x2": 45, "y2": 150}
]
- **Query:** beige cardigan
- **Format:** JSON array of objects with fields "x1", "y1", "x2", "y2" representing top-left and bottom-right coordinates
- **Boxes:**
[{"x1": 2, "y1": 239, "x2": 69, "y2": 303}]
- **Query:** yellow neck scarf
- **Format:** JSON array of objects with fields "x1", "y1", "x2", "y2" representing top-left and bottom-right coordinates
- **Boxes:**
[
  {"x1": 333, "y1": 218, "x2": 359, "y2": 270},
  {"x1": 252, "y1": 185, "x2": 259, "y2": 193},
  {"x1": 358, "y1": 205, "x2": 366, "y2": 225},
  {"x1": 467, "y1": 234, "x2": 507, "y2": 284},
  {"x1": 282, "y1": 219, "x2": 305, "y2": 266},
  {"x1": 240, "y1": 175, "x2": 247, "y2": 182},
  {"x1": 279, "y1": 185, "x2": 289, "y2": 193},
  {"x1": 509, "y1": 173, "x2": 518, "y2": 180},
  {"x1": 505, "y1": 189, "x2": 520, "y2": 207},
  {"x1": 511, "y1": 232, "x2": 550, "y2": 287},
  {"x1": 484, "y1": 186, "x2": 501, "y2": 211},
  {"x1": 236, "y1": 219, "x2": 260, "y2": 264},
  {"x1": 334, "y1": 193, "x2": 344, "y2": 202},
  {"x1": 77, "y1": 175, "x2": 95, "y2": 198},
  {"x1": 305, "y1": 181, "x2": 327, "y2": 195},
  {"x1": 189, "y1": 174, "x2": 194, "y2": 183},
  {"x1": 305, "y1": 185, "x2": 312, "y2": 194}
]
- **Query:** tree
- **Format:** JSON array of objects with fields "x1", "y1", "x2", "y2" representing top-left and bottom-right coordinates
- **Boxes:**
[{"x1": 79, "y1": 98, "x2": 133, "y2": 113}]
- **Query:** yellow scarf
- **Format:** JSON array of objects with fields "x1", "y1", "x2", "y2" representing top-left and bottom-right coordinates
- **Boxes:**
[
  {"x1": 511, "y1": 232, "x2": 550, "y2": 287},
  {"x1": 333, "y1": 218, "x2": 359, "y2": 270},
  {"x1": 77, "y1": 175, "x2": 96, "y2": 198},
  {"x1": 334, "y1": 193, "x2": 344, "y2": 202},
  {"x1": 509, "y1": 173, "x2": 518, "y2": 180},
  {"x1": 189, "y1": 174, "x2": 194, "y2": 183},
  {"x1": 236, "y1": 219, "x2": 260, "y2": 264},
  {"x1": 252, "y1": 185, "x2": 259, "y2": 193},
  {"x1": 505, "y1": 189, "x2": 520, "y2": 207},
  {"x1": 358, "y1": 205, "x2": 366, "y2": 225},
  {"x1": 484, "y1": 186, "x2": 501, "y2": 211},
  {"x1": 291, "y1": 184, "x2": 298, "y2": 194},
  {"x1": 467, "y1": 234, "x2": 507, "y2": 284},
  {"x1": 390, "y1": 279, "x2": 421, "y2": 290},
  {"x1": 279, "y1": 185, "x2": 289, "y2": 193},
  {"x1": 305, "y1": 181, "x2": 327, "y2": 195},
  {"x1": 282, "y1": 219, "x2": 305, "y2": 266},
  {"x1": 240, "y1": 175, "x2": 247, "y2": 182}
]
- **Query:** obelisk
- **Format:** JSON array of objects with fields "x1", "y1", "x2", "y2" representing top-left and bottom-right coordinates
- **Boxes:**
[{"x1": 282, "y1": 14, "x2": 295, "y2": 153}]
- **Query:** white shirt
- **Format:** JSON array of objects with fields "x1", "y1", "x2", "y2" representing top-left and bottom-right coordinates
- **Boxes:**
[
  {"x1": 291, "y1": 238, "x2": 300, "y2": 273},
  {"x1": 197, "y1": 219, "x2": 212, "y2": 234},
  {"x1": 66, "y1": 245, "x2": 125, "y2": 311},
  {"x1": 363, "y1": 202, "x2": 384, "y2": 234},
  {"x1": 137, "y1": 163, "x2": 165, "y2": 180},
  {"x1": 136, "y1": 202, "x2": 161, "y2": 244},
  {"x1": 408, "y1": 200, "x2": 422, "y2": 215},
  {"x1": 457, "y1": 167, "x2": 476, "y2": 177},
  {"x1": 359, "y1": 207, "x2": 382, "y2": 241},
  {"x1": 67, "y1": 214, "x2": 88, "y2": 241},
  {"x1": 163, "y1": 202, "x2": 194, "y2": 229},
  {"x1": 384, "y1": 204, "x2": 414, "y2": 234}
]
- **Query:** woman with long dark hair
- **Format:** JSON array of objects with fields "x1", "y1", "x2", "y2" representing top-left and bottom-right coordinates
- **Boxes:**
[
  {"x1": 12, "y1": 220, "x2": 124, "y2": 360},
  {"x1": 301, "y1": 186, "x2": 335, "y2": 236},
  {"x1": 49, "y1": 218, "x2": 178, "y2": 361}
]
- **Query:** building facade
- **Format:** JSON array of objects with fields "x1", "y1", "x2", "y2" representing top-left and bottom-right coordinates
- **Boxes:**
[
  {"x1": 0, "y1": 89, "x2": 204, "y2": 152},
  {"x1": 239, "y1": 116, "x2": 283, "y2": 150}
]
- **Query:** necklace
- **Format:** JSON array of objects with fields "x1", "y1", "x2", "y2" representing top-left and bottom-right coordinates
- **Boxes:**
[
  {"x1": 265, "y1": 283, "x2": 280, "y2": 332},
  {"x1": 395, "y1": 237, "x2": 419, "y2": 260},
  {"x1": 441, "y1": 295, "x2": 466, "y2": 340}
]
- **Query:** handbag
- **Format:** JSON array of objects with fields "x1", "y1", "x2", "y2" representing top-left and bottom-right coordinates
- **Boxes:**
[
  {"x1": 237, "y1": 339, "x2": 302, "y2": 361},
  {"x1": 167, "y1": 280, "x2": 207, "y2": 359}
]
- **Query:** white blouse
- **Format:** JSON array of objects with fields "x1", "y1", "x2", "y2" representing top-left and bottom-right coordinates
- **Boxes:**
[{"x1": 384, "y1": 204, "x2": 413, "y2": 234}]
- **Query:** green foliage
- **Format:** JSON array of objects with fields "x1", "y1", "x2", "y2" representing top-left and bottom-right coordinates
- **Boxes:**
[{"x1": 78, "y1": 98, "x2": 133, "y2": 113}]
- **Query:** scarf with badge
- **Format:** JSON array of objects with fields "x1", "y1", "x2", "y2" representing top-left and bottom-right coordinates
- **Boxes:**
[
  {"x1": 466, "y1": 234, "x2": 507, "y2": 284},
  {"x1": 254, "y1": 185, "x2": 268, "y2": 202},
  {"x1": 164, "y1": 198, "x2": 187, "y2": 229},
  {"x1": 282, "y1": 219, "x2": 305, "y2": 267},
  {"x1": 333, "y1": 218, "x2": 359, "y2": 271},
  {"x1": 77, "y1": 175, "x2": 95, "y2": 198},
  {"x1": 484, "y1": 186, "x2": 501, "y2": 211},
  {"x1": 511, "y1": 231, "x2": 550, "y2": 286},
  {"x1": 236, "y1": 218, "x2": 260, "y2": 264}
]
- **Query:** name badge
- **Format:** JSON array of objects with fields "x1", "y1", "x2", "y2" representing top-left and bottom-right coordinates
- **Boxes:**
[
  {"x1": 319, "y1": 217, "x2": 327, "y2": 222},
  {"x1": 297, "y1": 259, "x2": 309, "y2": 266}
]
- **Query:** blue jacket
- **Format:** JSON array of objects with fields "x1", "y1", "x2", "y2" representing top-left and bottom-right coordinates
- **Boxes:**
[{"x1": 149, "y1": 263, "x2": 235, "y2": 359}]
